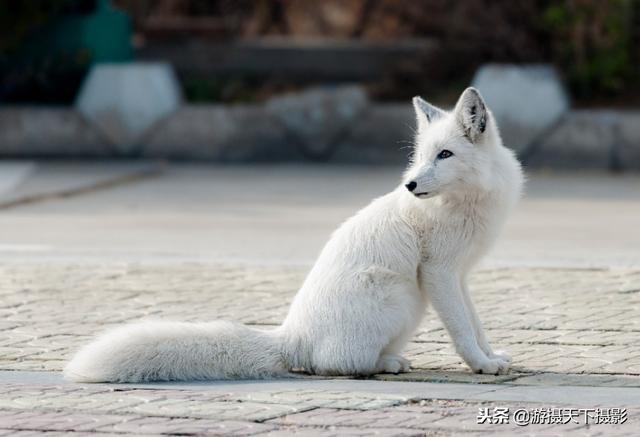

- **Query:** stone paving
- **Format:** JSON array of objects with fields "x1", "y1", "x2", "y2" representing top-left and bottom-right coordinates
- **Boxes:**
[
  {"x1": 0, "y1": 382, "x2": 638, "y2": 435},
  {"x1": 1, "y1": 262, "x2": 639, "y2": 434},
  {"x1": 2, "y1": 263, "x2": 639, "y2": 379}
]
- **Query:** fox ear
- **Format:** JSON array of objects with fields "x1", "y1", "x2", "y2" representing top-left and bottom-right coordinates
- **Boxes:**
[
  {"x1": 412, "y1": 96, "x2": 445, "y2": 130},
  {"x1": 453, "y1": 87, "x2": 488, "y2": 143}
]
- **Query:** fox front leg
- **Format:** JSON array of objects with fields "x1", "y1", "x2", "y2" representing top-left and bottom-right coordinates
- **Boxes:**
[
  {"x1": 460, "y1": 279, "x2": 511, "y2": 363},
  {"x1": 422, "y1": 271, "x2": 510, "y2": 375}
]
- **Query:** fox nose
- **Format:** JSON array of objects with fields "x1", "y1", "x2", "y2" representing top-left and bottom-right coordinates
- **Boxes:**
[{"x1": 405, "y1": 181, "x2": 417, "y2": 192}]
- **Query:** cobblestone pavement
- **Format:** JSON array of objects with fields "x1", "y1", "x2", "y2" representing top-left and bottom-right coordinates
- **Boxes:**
[
  {"x1": 1, "y1": 263, "x2": 639, "y2": 434},
  {"x1": 0, "y1": 383, "x2": 637, "y2": 436},
  {"x1": 2, "y1": 264, "x2": 639, "y2": 379}
]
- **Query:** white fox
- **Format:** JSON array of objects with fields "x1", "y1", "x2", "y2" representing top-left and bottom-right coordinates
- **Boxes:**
[{"x1": 65, "y1": 87, "x2": 523, "y2": 382}]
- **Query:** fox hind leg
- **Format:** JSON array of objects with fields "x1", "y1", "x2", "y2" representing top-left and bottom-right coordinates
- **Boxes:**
[{"x1": 376, "y1": 354, "x2": 411, "y2": 374}]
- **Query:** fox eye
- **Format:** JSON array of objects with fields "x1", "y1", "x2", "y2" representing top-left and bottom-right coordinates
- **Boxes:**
[{"x1": 437, "y1": 149, "x2": 454, "y2": 160}]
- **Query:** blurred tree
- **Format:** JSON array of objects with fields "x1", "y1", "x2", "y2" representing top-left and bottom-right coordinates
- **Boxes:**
[
  {"x1": 3, "y1": 0, "x2": 637, "y2": 105},
  {"x1": 542, "y1": 0, "x2": 635, "y2": 100},
  {"x1": 1, "y1": 0, "x2": 132, "y2": 104},
  {"x1": 0, "y1": 1, "x2": 74, "y2": 103},
  {"x1": 0, "y1": 1, "x2": 68, "y2": 53},
  {"x1": 244, "y1": 0, "x2": 289, "y2": 35}
]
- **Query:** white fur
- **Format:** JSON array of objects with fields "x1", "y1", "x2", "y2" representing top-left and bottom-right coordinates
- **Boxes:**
[{"x1": 65, "y1": 87, "x2": 523, "y2": 382}]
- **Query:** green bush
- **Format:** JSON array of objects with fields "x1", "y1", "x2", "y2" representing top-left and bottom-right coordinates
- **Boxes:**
[
  {"x1": 0, "y1": 1, "x2": 88, "y2": 103},
  {"x1": 542, "y1": 0, "x2": 635, "y2": 100}
]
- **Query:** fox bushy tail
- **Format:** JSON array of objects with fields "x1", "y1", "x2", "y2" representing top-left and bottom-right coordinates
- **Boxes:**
[{"x1": 64, "y1": 321, "x2": 288, "y2": 382}]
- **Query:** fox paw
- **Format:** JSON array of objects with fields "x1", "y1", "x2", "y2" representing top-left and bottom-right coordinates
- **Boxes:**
[
  {"x1": 471, "y1": 357, "x2": 510, "y2": 375},
  {"x1": 490, "y1": 350, "x2": 512, "y2": 363},
  {"x1": 377, "y1": 354, "x2": 411, "y2": 374}
]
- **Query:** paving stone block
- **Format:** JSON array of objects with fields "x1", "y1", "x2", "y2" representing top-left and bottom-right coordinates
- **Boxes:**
[
  {"x1": 0, "y1": 108, "x2": 108, "y2": 157},
  {"x1": 617, "y1": 111, "x2": 640, "y2": 170},
  {"x1": 525, "y1": 110, "x2": 617, "y2": 170},
  {"x1": 143, "y1": 105, "x2": 299, "y2": 162},
  {"x1": 76, "y1": 63, "x2": 182, "y2": 152},
  {"x1": 472, "y1": 64, "x2": 569, "y2": 153},
  {"x1": 266, "y1": 86, "x2": 368, "y2": 161}
]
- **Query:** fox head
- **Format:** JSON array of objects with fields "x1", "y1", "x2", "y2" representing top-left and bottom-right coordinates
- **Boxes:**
[{"x1": 404, "y1": 87, "x2": 503, "y2": 200}]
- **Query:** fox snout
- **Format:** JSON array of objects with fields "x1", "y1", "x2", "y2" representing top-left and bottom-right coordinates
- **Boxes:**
[
  {"x1": 405, "y1": 180, "x2": 431, "y2": 198},
  {"x1": 405, "y1": 181, "x2": 417, "y2": 192}
]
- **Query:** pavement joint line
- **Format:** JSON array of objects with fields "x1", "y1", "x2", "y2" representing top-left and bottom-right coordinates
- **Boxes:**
[
  {"x1": 0, "y1": 401, "x2": 320, "y2": 423},
  {"x1": 0, "y1": 427, "x2": 138, "y2": 436},
  {"x1": 412, "y1": 339, "x2": 632, "y2": 347},
  {"x1": 0, "y1": 162, "x2": 166, "y2": 210},
  {"x1": 2, "y1": 371, "x2": 640, "y2": 407}
]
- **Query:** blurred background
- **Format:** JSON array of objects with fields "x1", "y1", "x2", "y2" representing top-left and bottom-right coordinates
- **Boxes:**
[
  {"x1": 2, "y1": 0, "x2": 639, "y2": 106},
  {"x1": 0, "y1": 1, "x2": 639, "y2": 269},
  {"x1": 0, "y1": 0, "x2": 638, "y2": 168}
]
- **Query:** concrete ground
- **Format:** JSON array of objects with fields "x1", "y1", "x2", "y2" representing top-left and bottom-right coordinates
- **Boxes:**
[{"x1": 0, "y1": 161, "x2": 639, "y2": 435}]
